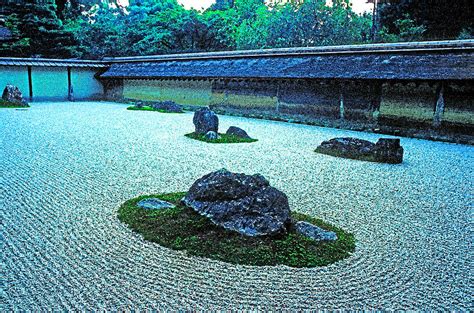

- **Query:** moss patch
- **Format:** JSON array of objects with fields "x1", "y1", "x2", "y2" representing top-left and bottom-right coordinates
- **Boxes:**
[
  {"x1": 118, "y1": 192, "x2": 355, "y2": 268},
  {"x1": 185, "y1": 132, "x2": 258, "y2": 144},
  {"x1": 0, "y1": 99, "x2": 30, "y2": 108},
  {"x1": 127, "y1": 105, "x2": 183, "y2": 113}
]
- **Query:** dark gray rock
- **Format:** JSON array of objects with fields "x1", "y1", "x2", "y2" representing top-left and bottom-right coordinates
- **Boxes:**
[
  {"x1": 193, "y1": 107, "x2": 218, "y2": 134},
  {"x1": 373, "y1": 138, "x2": 404, "y2": 164},
  {"x1": 137, "y1": 198, "x2": 176, "y2": 210},
  {"x1": 204, "y1": 131, "x2": 220, "y2": 140},
  {"x1": 295, "y1": 221, "x2": 337, "y2": 241},
  {"x1": 317, "y1": 137, "x2": 375, "y2": 159},
  {"x1": 316, "y1": 137, "x2": 404, "y2": 164},
  {"x1": 226, "y1": 126, "x2": 251, "y2": 139},
  {"x1": 135, "y1": 101, "x2": 144, "y2": 108},
  {"x1": 2, "y1": 84, "x2": 28, "y2": 107},
  {"x1": 151, "y1": 101, "x2": 183, "y2": 113},
  {"x1": 182, "y1": 169, "x2": 291, "y2": 237}
]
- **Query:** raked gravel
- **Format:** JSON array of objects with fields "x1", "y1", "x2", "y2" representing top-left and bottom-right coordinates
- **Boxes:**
[{"x1": 1, "y1": 102, "x2": 472, "y2": 310}]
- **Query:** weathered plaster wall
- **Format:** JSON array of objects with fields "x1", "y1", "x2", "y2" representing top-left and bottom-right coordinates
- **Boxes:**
[
  {"x1": 122, "y1": 78, "x2": 474, "y2": 127},
  {"x1": 71, "y1": 68, "x2": 104, "y2": 100},
  {"x1": 0, "y1": 66, "x2": 29, "y2": 97},
  {"x1": 0, "y1": 66, "x2": 105, "y2": 101},
  {"x1": 31, "y1": 66, "x2": 69, "y2": 100}
]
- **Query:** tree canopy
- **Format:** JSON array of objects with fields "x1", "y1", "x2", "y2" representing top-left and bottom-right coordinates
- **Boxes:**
[{"x1": 0, "y1": 0, "x2": 472, "y2": 59}]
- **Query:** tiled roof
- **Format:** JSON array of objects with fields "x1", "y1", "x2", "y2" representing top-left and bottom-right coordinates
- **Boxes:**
[
  {"x1": 101, "y1": 40, "x2": 474, "y2": 81},
  {"x1": 0, "y1": 57, "x2": 108, "y2": 68}
]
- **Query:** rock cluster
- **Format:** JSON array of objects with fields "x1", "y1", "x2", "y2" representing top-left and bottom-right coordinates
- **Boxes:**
[
  {"x1": 183, "y1": 169, "x2": 291, "y2": 237},
  {"x1": 316, "y1": 137, "x2": 404, "y2": 164},
  {"x1": 2, "y1": 84, "x2": 29, "y2": 107},
  {"x1": 151, "y1": 101, "x2": 183, "y2": 113},
  {"x1": 192, "y1": 107, "x2": 253, "y2": 140}
]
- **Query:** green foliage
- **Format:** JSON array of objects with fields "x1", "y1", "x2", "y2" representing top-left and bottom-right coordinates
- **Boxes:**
[
  {"x1": 118, "y1": 192, "x2": 355, "y2": 267},
  {"x1": 377, "y1": 15, "x2": 425, "y2": 43},
  {"x1": 185, "y1": 132, "x2": 258, "y2": 144},
  {"x1": 4, "y1": 0, "x2": 467, "y2": 58}
]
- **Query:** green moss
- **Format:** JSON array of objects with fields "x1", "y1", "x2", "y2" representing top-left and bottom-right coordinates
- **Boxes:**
[
  {"x1": 185, "y1": 132, "x2": 258, "y2": 144},
  {"x1": 0, "y1": 99, "x2": 30, "y2": 108},
  {"x1": 127, "y1": 106, "x2": 183, "y2": 113},
  {"x1": 118, "y1": 192, "x2": 355, "y2": 268}
]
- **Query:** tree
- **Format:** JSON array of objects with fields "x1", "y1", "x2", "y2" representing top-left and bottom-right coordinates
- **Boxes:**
[
  {"x1": 0, "y1": 4, "x2": 78, "y2": 58},
  {"x1": 379, "y1": 0, "x2": 474, "y2": 40}
]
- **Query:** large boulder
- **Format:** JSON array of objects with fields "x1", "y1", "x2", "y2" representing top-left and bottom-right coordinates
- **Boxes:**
[
  {"x1": 316, "y1": 137, "x2": 404, "y2": 164},
  {"x1": 182, "y1": 169, "x2": 291, "y2": 237},
  {"x1": 2, "y1": 84, "x2": 28, "y2": 107},
  {"x1": 193, "y1": 107, "x2": 218, "y2": 134},
  {"x1": 226, "y1": 126, "x2": 251, "y2": 139}
]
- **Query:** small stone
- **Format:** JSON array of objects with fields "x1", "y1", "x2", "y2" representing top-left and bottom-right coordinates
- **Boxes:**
[
  {"x1": 182, "y1": 169, "x2": 291, "y2": 237},
  {"x1": 137, "y1": 198, "x2": 175, "y2": 210},
  {"x1": 193, "y1": 107, "x2": 219, "y2": 134},
  {"x1": 295, "y1": 221, "x2": 337, "y2": 241},
  {"x1": 226, "y1": 126, "x2": 251, "y2": 139},
  {"x1": 204, "y1": 131, "x2": 220, "y2": 140}
]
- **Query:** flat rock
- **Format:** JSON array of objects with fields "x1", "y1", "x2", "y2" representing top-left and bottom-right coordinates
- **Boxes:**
[
  {"x1": 137, "y1": 198, "x2": 176, "y2": 210},
  {"x1": 295, "y1": 221, "x2": 337, "y2": 241},
  {"x1": 193, "y1": 107, "x2": 218, "y2": 134},
  {"x1": 226, "y1": 126, "x2": 251, "y2": 139},
  {"x1": 151, "y1": 101, "x2": 183, "y2": 113},
  {"x1": 182, "y1": 169, "x2": 291, "y2": 237},
  {"x1": 316, "y1": 137, "x2": 403, "y2": 164}
]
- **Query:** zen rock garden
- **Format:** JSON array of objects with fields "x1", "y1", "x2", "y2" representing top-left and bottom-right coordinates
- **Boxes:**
[
  {"x1": 185, "y1": 107, "x2": 257, "y2": 143},
  {"x1": 119, "y1": 169, "x2": 354, "y2": 267},
  {"x1": 316, "y1": 137, "x2": 404, "y2": 164},
  {"x1": 1, "y1": 84, "x2": 29, "y2": 108},
  {"x1": 128, "y1": 100, "x2": 184, "y2": 113}
]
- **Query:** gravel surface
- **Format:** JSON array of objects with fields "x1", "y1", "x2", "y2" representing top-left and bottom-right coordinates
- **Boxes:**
[{"x1": 1, "y1": 102, "x2": 472, "y2": 310}]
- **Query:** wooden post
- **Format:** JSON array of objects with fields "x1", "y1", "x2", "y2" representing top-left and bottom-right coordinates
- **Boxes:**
[
  {"x1": 370, "y1": 81, "x2": 382, "y2": 121},
  {"x1": 433, "y1": 82, "x2": 445, "y2": 128},
  {"x1": 27, "y1": 66, "x2": 33, "y2": 101},
  {"x1": 67, "y1": 67, "x2": 74, "y2": 101},
  {"x1": 339, "y1": 82, "x2": 345, "y2": 120},
  {"x1": 275, "y1": 82, "x2": 280, "y2": 113}
]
